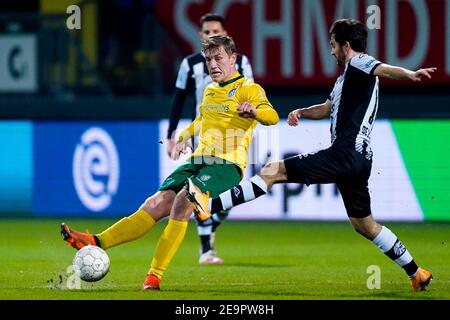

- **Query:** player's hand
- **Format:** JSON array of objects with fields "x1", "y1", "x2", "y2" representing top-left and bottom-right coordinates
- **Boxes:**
[
  {"x1": 237, "y1": 102, "x2": 257, "y2": 119},
  {"x1": 171, "y1": 139, "x2": 192, "y2": 160},
  {"x1": 410, "y1": 67, "x2": 437, "y2": 82},
  {"x1": 166, "y1": 139, "x2": 176, "y2": 158},
  {"x1": 287, "y1": 109, "x2": 302, "y2": 126}
]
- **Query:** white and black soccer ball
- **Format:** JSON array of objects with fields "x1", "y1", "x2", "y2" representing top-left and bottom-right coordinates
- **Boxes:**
[{"x1": 73, "y1": 245, "x2": 110, "y2": 282}]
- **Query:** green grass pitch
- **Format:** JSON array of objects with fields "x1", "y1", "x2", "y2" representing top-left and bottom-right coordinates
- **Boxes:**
[{"x1": 0, "y1": 219, "x2": 449, "y2": 300}]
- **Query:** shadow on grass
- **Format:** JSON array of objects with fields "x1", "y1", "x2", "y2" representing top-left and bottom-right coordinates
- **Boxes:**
[
  {"x1": 222, "y1": 263, "x2": 296, "y2": 268},
  {"x1": 40, "y1": 285, "x2": 439, "y2": 300}
]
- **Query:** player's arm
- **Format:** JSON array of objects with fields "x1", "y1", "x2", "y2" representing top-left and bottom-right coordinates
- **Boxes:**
[
  {"x1": 171, "y1": 116, "x2": 201, "y2": 160},
  {"x1": 238, "y1": 103, "x2": 279, "y2": 125},
  {"x1": 237, "y1": 84, "x2": 279, "y2": 125},
  {"x1": 178, "y1": 115, "x2": 201, "y2": 140},
  {"x1": 373, "y1": 64, "x2": 437, "y2": 81},
  {"x1": 166, "y1": 58, "x2": 192, "y2": 157},
  {"x1": 167, "y1": 88, "x2": 189, "y2": 140},
  {"x1": 287, "y1": 100, "x2": 331, "y2": 126}
]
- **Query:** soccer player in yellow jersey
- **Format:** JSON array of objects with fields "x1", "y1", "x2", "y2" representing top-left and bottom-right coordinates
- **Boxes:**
[{"x1": 60, "y1": 35, "x2": 279, "y2": 290}]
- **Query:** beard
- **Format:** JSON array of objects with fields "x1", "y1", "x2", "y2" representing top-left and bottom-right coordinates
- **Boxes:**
[{"x1": 334, "y1": 49, "x2": 346, "y2": 66}]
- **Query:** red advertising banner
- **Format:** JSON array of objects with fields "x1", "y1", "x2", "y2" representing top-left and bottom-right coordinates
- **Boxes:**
[{"x1": 156, "y1": 0, "x2": 450, "y2": 86}]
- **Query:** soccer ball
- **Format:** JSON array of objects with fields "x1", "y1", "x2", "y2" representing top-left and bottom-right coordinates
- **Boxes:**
[{"x1": 73, "y1": 245, "x2": 110, "y2": 282}]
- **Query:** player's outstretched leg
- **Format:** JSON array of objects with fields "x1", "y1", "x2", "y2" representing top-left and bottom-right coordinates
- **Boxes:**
[
  {"x1": 351, "y1": 216, "x2": 432, "y2": 291},
  {"x1": 187, "y1": 161, "x2": 287, "y2": 215},
  {"x1": 61, "y1": 191, "x2": 174, "y2": 251}
]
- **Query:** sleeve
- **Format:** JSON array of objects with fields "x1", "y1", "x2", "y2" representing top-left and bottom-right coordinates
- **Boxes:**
[
  {"x1": 167, "y1": 88, "x2": 189, "y2": 139},
  {"x1": 240, "y1": 83, "x2": 272, "y2": 109},
  {"x1": 255, "y1": 105, "x2": 279, "y2": 125},
  {"x1": 241, "y1": 55, "x2": 254, "y2": 81},
  {"x1": 240, "y1": 84, "x2": 279, "y2": 125},
  {"x1": 177, "y1": 115, "x2": 201, "y2": 142},
  {"x1": 350, "y1": 54, "x2": 382, "y2": 75},
  {"x1": 175, "y1": 58, "x2": 191, "y2": 89}
]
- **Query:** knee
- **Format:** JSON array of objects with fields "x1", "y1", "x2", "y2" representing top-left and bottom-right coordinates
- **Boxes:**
[
  {"x1": 261, "y1": 162, "x2": 277, "y2": 175},
  {"x1": 352, "y1": 221, "x2": 381, "y2": 240},
  {"x1": 170, "y1": 190, "x2": 192, "y2": 220},
  {"x1": 260, "y1": 161, "x2": 286, "y2": 187},
  {"x1": 142, "y1": 196, "x2": 161, "y2": 211},
  {"x1": 140, "y1": 192, "x2": 174, "y2": 220}
]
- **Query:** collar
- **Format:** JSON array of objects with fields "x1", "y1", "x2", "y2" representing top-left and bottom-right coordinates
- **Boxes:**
[{"x1": 218, "y1": 73, "x2": 244, "y2": 87}]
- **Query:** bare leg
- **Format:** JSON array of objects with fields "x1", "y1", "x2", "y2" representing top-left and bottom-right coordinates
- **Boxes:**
[
  {"x1": 349, "y1": 215, "x2": 382, "y2": 240},
  {"x1": 140, "y1": 190, "x2": 177, "y2": 222}
]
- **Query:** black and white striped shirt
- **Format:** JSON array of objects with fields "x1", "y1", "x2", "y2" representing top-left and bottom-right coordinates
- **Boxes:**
[{"x1": 329, "y1": 54, "x2": 381, "y2": 160}]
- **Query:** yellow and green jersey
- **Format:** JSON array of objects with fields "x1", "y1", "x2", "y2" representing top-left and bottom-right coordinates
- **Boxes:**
[{"x1": 178, "y1": 73, "x2": 279, "y2": 172}]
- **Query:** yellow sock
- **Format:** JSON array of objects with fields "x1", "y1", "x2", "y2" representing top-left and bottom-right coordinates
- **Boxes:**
[
  {"x1": 149, "y1": 219, "x2": 188, "y2": 279},
  {"x1": 97, "y1": 209, "x2": 156, "y2": 249}
]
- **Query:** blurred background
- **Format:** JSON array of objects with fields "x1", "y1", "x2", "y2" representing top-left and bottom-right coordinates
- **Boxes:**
[{"x1": 0, "y1": 0, "x2": 449, "y2": 221}]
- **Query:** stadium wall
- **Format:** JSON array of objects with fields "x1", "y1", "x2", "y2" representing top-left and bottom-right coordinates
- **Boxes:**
[{"x1": 0, "y1": 119, "x2": 448, "y2": 221}]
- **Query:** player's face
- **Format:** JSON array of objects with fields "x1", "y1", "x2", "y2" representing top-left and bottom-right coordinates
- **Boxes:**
[
  {"x1": 205, "y1": 46, "x2": 237, "y2": 82},
  {"x1": 199, "y1": 21, "x2": 227, "y2": 41},
  {"x1": 330, "y1": 35, "x2": 346, "y2": 66}
]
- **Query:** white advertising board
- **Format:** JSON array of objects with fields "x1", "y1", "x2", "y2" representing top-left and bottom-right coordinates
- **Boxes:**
[{"x1": 159, "y1": 119, "x2": 423, "y2": 221}]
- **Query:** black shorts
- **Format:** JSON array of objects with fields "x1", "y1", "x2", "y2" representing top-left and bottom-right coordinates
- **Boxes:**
[{"x1": 283, "y1": 147, "x2": 372, "y2": 218}]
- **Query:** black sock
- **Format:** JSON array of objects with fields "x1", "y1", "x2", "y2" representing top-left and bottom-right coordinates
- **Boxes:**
[
  {"x1": 211, "y1": 199, "x2": 224, "y2": 214},
  {"x1": 200, "y1": 235, "x2": 211, "y2": 254},
  {"x1": 211, "y1": 215, "x2": 222, "y2": 233},
  {"x1": 403, "y1": 260, "x2": 419, "y2": 278}
]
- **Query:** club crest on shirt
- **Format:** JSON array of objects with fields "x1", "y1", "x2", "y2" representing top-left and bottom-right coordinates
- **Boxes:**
[
  {"x1": 199, "y1": 174, "x2": 211, "y2": 182},
  {"x1": 227, "y1": 88, "x2": 237, "y2": 98}
]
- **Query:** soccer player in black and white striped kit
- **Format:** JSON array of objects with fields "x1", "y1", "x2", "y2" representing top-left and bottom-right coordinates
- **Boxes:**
[
  {"x1": 187, "y1": 19, "x2": 436, "y2": 291},
  {"x1": 166, "y1": 14, "x2": 254, "y2": 264}
]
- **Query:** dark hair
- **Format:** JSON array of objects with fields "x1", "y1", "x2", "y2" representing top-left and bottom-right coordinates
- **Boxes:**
[
  {"x1": 200, "y1": 13, "x2": 226, "y2": 29},
  {"x1": 201, "y1": 35, "x2": 236, "y2": 56},
  {"x1": 329, "y1": 19, "x2": 367, "y2": 52}
]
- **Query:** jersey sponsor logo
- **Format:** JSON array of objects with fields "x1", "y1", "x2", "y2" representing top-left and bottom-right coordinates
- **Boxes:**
[
  {"x1": 73, "y1": 127, "x2": 120, "y2": 212},
  {"x1": 227, "y1": 88, "x2": 237, "y2": 98},
  {"x1": 202, "y1": 105, "x2": 230, "y2": 112},
  {"x1": 297, "y1": 151, "x2": 316, "y2": 159},
  {"x1": 362, "y1": 126, "x2": 369, "y2": 136}
]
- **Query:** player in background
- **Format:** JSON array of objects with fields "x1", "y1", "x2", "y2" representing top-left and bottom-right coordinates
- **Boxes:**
[
  {"x1": 187, "y1": 19, "x2": 435, "y2": 292},
  {"x1": 61, "y1": 35, "x2": 279, "y2": 290},
  {"x1": 166, "y1": 13, "x2": 254, "y2": 265}
]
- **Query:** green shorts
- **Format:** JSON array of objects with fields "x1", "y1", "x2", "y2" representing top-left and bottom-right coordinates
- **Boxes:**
[{"x1": 159, "y1": 156, "x2": 242, "y2": 198}]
